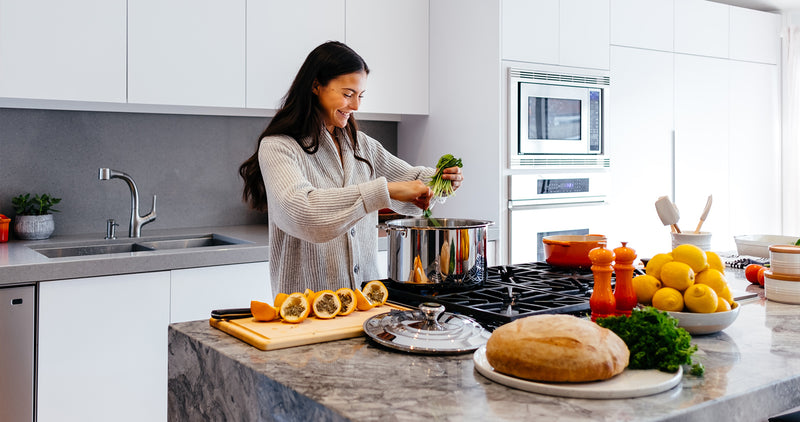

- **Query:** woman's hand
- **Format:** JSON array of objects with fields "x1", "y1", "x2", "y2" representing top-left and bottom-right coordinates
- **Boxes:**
[
  {"x1": 388, "y1": 180, "x2": 433, "y2": 210},
  {"x1": 441, "y1": 166, "x2": 464, "y2": 192}
]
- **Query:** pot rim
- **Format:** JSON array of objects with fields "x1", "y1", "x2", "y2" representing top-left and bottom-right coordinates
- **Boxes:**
[{"x1": 380, "y1": 218, "x2": 494, "y2": 230}]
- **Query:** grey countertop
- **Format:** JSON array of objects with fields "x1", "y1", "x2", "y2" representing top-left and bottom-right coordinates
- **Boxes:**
[
  {"x1": 0, "y1": 225, "x2": 271, "y2": 286},
  {"x1": 168, "y1": 270, "x2": 800, "y2": 422}
]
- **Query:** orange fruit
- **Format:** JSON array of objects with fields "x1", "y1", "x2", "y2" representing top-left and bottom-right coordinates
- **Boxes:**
[
  {"x1": 362, "y1": 280, "x2": 389, "y2": 306},
  {"x1": 354, "y1": 288, "x2": 375, "y2": 311},
  {"x1": 274, "y1": 292, "x2": 289, "y2": 308},
  {"x1": 303, "y1": 288, "x2": 317, "y2": 302},
  {"x1": 335, "y1": 288, "x2": 357, "y2": 316},
  {"x1": 279, "y1": 292, "x2": 311, "y2": 323},
  {"x1": 251, "y1": 300, "x2": 278, "y2": 322},
  {"x1": 311, "y1": 290, "x2": 342, "y2": 319}
]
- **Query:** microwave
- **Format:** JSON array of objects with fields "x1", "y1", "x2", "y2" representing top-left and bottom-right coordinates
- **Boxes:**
[{"x1": 509, "y1": 68, "x2": 610, "y2": 168}]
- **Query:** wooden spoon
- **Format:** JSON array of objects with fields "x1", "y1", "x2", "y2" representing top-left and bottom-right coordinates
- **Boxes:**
[{"x1": 694, "y1": 195, "x2": 712, "y2": 234}]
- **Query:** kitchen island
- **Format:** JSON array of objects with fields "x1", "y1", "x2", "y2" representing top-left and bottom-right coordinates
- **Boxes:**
[{"x1": 169, "y1": 271, "x2": 800, "y2": 422}]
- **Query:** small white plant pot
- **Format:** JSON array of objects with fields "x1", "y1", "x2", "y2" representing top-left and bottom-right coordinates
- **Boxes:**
[{"x1": 14, "y1": 214, "x2": 55, "y2": 240}]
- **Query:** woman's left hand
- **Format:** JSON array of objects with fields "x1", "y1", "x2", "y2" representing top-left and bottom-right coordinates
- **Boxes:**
[{"x1": 441, "y1": 166, "x2": 464, "y2": 192}]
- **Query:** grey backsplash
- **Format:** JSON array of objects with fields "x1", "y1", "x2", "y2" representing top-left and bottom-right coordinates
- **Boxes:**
[{"x1": 0, "y1": 108, "x2": 397, "y2": 237}]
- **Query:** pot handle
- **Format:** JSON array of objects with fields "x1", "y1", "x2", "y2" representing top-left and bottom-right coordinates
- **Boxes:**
[
  {"x1": 544, "y1": 239, "x2": 572, "y2": 247},
  {"x1": 377, "y1": 224, "x2": 409, "y2": 238}
]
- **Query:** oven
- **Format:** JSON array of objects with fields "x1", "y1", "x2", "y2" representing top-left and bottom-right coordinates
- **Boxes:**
[{"x1": 507, "y1": 170, "x2": 610, "y2": 265}]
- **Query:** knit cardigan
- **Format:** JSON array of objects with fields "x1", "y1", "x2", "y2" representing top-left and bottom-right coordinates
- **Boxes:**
[{"x1": 258, "y1": 130, "x2": 435, "y2": 295}]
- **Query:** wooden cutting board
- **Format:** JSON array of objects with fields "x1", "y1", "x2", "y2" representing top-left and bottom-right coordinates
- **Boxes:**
[{"x1": 209, "y1": 303, "x2": 407, "y2": 351}]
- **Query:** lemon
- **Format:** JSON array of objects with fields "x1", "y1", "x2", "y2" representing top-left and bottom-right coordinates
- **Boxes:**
[
  {"x1": 672, "y1": 244, "x2": 708, "y2": 273},
  {"x1": 645, "y1": 253, "x2": 674, "y2": 279},
  {"x1": 706, "y1": 251, "x2": 725, "y2": 273},
  {"x1": 632, "y1": 274, "x2": 662, "y2": 305},
  {"x1": 660, "y1": 261, "x2": 695, "y2": 291},
  {"x1": 652, "y1": 287, "x2": 684, "y2": 312},
  {"x1": 683, "y1": 284, "x2": 719, "y2": 313},
  {"x1": 715, "y1": 297, "x2": 732, "y2": 312},
  {"x1": 695, "y1": 269, "x2": 733, "y2": 303}
]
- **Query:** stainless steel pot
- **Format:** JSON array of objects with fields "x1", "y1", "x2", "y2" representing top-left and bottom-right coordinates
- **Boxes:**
[{"x1": 379, "y1": 218, "x2": 493, "y2": 289}]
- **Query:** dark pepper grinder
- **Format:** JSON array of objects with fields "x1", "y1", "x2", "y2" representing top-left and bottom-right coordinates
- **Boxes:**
[
  {"x1": 589, "y1": 244, "x2": 616, "y2": 322},
  {"x1": 613, "y1": 242, "x2": 638, "y2": 317}
]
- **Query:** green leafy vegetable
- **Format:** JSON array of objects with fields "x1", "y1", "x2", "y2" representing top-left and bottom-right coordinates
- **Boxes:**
[
  {"x1": 795, "y1": 238, "x2": 800, "y2": 246},
  {"x1": 428, "y1": 154, "x2": 463, "y2": 198},
  {"x1": 596, "y1": 307, "x2": 704, "y2": 375}
]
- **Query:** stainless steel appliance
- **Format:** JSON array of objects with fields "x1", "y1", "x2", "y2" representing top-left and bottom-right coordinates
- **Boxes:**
[
  {"x1": 1, "y1": 285, "x2": 35, "y2": 422},
  {"x1": 509, "y1": 67, "x2": 609, "y2": 168},
  {"x1": 508, "y1": 171, "x2": 610, "y2": 264}
]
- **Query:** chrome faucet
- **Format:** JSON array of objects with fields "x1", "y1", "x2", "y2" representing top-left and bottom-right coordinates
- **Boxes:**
[{"x1": 98, "y1": 168, "x2": 157, "y2": 237}]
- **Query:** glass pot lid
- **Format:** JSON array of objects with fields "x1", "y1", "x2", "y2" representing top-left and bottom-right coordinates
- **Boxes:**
[{"x1": 363, "y1": 302, "x2": 490, "y2": 355}]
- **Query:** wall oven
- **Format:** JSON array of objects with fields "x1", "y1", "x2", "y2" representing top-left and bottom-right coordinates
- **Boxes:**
[{"x1": 509, "y1": 67, "x2": 609, "y2": 168}]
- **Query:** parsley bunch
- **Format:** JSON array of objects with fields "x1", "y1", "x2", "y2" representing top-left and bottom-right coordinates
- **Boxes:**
[
  {"x1": 596, "y1": 307, "x2": 704, "y2": 375},
  {"x1": 423, "y1": 154, "x2": 462, "y2": 219}
]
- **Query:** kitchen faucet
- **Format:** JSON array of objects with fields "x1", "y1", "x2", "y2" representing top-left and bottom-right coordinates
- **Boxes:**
[{"x1": 98, "y1": 168, "x2": 157, "y2": 237}]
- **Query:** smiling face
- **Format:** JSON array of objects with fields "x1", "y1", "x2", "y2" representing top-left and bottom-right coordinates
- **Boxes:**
[{"x1": 313, "y1": 71, "x2": 367, "y2": 133}]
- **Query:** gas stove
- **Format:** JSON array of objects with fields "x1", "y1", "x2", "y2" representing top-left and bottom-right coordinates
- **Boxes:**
[{"x1": 382, "y1": 262, "x2": 640, "y2": 331}]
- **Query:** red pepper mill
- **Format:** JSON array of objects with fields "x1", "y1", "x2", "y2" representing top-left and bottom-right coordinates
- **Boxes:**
[
  {"x1": 613, "y1": 242, "x2": 638, "y2": 316},
  {"x1": 589, "y1": 244, "x2": 616, "y2": 321}
]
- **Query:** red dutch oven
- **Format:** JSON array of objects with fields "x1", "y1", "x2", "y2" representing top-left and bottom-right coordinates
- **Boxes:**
[{"x1": 542, "y1": 235, "x2": 607, "y2": 268}]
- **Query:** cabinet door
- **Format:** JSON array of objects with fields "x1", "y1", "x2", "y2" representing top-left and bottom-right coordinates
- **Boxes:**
[
  {"x1": 729, "y1": 6, "x2": 780, "y2": 65},
  {"x1": 246, "y1": 0, "x2": 345, "y2": 109},
  {"x1": 37, "y1": 272, "x2": 170, "y2": 422},
  {"x1": 610, "y1": 0, "x2": 673, "y2": 51},
  {"x1": 608, "y1": 46, "x2": 674, "y2": 256},
  {"x1": 728, "y1": 60, "x2": 780, "y2": 235},
  {"x1": 560, "y1": 0, "x2": 610, "y2": 70},
  {"x1": 502, "y1": 0, "x2": 559, "y2": 65},
  {"x1": 0, "y1": 0, "x2": 126, "y2": 102},
  {"x1": 674, "y1": 0, "x2": 728, "y2": 58},
  {"x1": 128, "y1": 0, "x2": 246, "y2": 107},
  {"x1": 345, "y1": 0, "x2": 429, "y2": 115},
  {"x1": 170, "y1": 262, "x2": 271, "y2": 323},
  {"x1": 674, "y1": 54, "x2": 731, "y2": 250}
]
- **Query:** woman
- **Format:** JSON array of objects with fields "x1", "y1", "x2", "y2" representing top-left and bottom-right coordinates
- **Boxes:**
[{"x1": 239, "y1": 41, "x2": 463, "y2": 295}]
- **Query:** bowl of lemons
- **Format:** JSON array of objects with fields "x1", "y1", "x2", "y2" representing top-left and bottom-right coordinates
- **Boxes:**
[{"x1": 635, "y1": 244, "x2": 740, "y2": 335}]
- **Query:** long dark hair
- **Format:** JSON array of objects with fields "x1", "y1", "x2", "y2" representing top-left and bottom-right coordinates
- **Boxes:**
[{"x1": 239, "y1": 41, "x2": 371, "y2": 211}]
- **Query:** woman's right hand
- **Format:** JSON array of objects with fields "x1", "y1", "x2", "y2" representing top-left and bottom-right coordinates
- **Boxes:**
[{"x1": 388, "y1": 180, "x2": 433, "y2": 210}]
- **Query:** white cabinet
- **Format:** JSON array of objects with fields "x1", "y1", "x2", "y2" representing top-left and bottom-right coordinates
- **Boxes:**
[
  {"x1": 728, "y1": 60, "x2": 781, "y2": 236},
  {"x1": 246, "y1": 0, "x2": 345, "y2": 109},
  {"x1": 0, "y1": 0, "x2": 126, "y2": 102},
  {"x1": 37, "y1": 272, "x2": 171, "y2": 422},
  {"x1": 345, "y1": 0, "x2": 429, "y2": 115},
  {"x1": 729, "y1": 6, "x2": 781, "y2": 64},
  {"x1": 674, "y1": 54, "x2": 731, "y2": 250},
  {"x1": 674, "y1": 0, "x2": 729, "y2": 58},
  {"x1": 608, "y1": 46, "x2": 674, "y2": 256},
  {"x1": 128, "y1": 0, "x2": 246, "y2": 107},
  {"x1": 610, "y1": 0, "x2": 673, "y2": 51},
  {"x1": 170, "y1": 262, "x2": 271, "y2": 323},
  {"x1": 502, "y1": 0, "x2": 609, "y2": 70}
]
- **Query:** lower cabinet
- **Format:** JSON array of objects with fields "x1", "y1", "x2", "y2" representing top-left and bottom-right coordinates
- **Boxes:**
[
  {"x1": 36, "y1": 261, "x2": 270, "y2": 422},
  {"x1": 37, "y1": 271, "x2": 171, "y2": 422}
]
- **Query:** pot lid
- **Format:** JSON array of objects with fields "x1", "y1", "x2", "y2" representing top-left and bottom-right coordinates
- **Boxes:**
[{"x1": 363, "y1": 302, "x2": 490, "y2": 354}]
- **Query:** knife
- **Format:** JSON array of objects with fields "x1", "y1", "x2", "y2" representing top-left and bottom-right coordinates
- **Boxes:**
[{"x1": 211, "y1": 308, "x2": 253, "y2": 319}]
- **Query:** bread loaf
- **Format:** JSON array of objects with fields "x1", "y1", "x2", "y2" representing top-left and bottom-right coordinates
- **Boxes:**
[{"x1": 485, "y1": 314, "x2": 629, "y2": 383}]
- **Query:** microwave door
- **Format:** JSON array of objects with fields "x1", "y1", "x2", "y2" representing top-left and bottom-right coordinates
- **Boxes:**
[{"x1": 517, "y1": 83, "x2": 593, "y2": 155}]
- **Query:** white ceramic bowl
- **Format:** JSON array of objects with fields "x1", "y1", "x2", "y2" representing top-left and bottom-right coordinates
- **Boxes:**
[
  {"x1": 667, "y1": 304, "x2": 740, "y2": 335},
  {"x1": 734, "y1": 234, "x2": 799, "y2": 258},
  {"x1": 764, "y1": 270, "x2": 800, "y2": 305},
  {"x1": 769, "y1": 245, "x2": 800, "y2": 275}
]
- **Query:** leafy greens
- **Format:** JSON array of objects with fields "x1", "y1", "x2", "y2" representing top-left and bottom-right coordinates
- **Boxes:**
[
  {"x1": 596, "y1": 307, "x2": 704, "y2": 375},
  {"x1": 423, "y1": 154, "x2": 463, "y2": 219}
]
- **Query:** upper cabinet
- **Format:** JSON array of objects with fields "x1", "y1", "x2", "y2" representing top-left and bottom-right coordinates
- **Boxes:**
[
  {"x1": 729, "y1": 5, "x2": 781, "y2": 64},
  {"x1": 345, "y1": 0, "x2": 429, "y2": 115},
  {"x1": 0, "y1": 0, "x2": 127, "y2": 102},
  {"x1": 246, "y1": 0, "x2": 345, "y2": 110},
  {"x1": 674, "y1": 0, "x2": 729, "y2": 58},
  {"x1": 128, "y1": 0, "x2": 246, "y2": 108},
  {"x1": 610, "y1": 0, "x2": 673, "y2": 51},
  {"x1": 502, "y1": 0, "x2": 609, "y2": 70}
]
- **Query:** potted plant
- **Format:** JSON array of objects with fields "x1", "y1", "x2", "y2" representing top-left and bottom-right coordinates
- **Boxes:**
[{"x1": 12, "y1": 193, "x2": 62, "y2": 240}]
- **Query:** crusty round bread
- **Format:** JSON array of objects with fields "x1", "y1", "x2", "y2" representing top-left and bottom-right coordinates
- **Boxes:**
[{"x1": 485, "y1": 314, "x2": 629, "y2": 383}]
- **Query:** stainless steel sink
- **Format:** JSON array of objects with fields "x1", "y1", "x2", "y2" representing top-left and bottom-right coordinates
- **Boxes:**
[{"x1": 30, "y1": 234, "x2": 249, "y2": 258}]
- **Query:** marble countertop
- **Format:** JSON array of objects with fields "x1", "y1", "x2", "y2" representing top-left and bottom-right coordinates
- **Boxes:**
[
  {"x1": 0, "y1": 225, "x2": 270, "y2": 286},
  {"x1": 168, "y1": 270, "x2": 800, "y2": 421}
]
